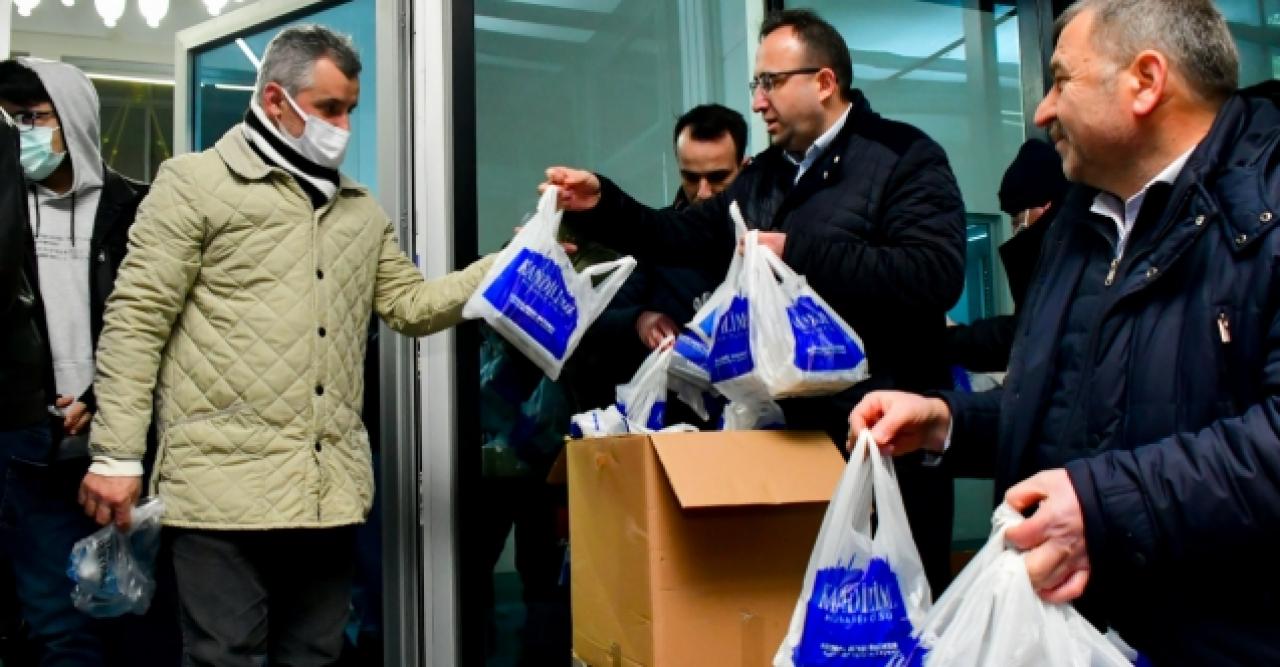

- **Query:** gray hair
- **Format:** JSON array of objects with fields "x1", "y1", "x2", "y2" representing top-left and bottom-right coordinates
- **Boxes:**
[
  {"x1": 1056, "y1": 0, "x2": 1238, "y2": 104},
  {"x1": 254, "y1": 25, "x2": 361, "y2": 103}
]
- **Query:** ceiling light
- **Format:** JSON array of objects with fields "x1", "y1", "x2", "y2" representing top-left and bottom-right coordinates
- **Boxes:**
[
  {"x1": 474, "y1": 15, "x2": 594, "y2": 43},
  {"x1": 61, "y1": 0, "x2": 74, "y2": 6},
  {"x1": 203, "y1": 0, "x2": 228, "y2": 16},
  {"x1": 507, "y1": 0, "x2": 621, "y2": 12},
  {"x1": 14, "y1": 0, "x2": 40, "y2": 16},
  {"x1": 138, "y1": 0, "x2": 168, "y2": 28},
  {"x1": 86, "y1": 72, "x2": 175, "y2": 86},
  {"x1": 235, "y1": 38, "x2": 261, "y2": 70},
  {"x1": 95, "y1": 0, "x2": 126, "y2": 27}
]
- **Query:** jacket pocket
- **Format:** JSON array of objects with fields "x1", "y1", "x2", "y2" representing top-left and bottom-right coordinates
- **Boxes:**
[
  {"x1": 162, "y1": 403, "x2": 254, "y2": 432},
  {"x1": 157, "y1": 404, "x2": 271, "y2": 486}
]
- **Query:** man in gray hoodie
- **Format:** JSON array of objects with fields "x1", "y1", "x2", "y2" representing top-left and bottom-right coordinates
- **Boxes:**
[{"x1": 0, "y1": 58, "x2": 147, "y2": 666}]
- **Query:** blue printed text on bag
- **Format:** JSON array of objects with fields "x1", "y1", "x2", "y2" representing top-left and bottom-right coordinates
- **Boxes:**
[
  {"x1": 481, "y1": 249, "x2": 578, "y2": 360},
  {"x1": 709, "y1": 296, "x2": 753, "y2": 383},
  {"x1": 787, "y1": 296, "x2": 864, "y2": 373},
  {"x1": 793, "y1": 557, "x2": 924, "y2": 667}
]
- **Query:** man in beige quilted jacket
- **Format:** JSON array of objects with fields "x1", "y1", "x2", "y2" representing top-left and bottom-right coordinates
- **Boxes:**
[{"x1": 77, "y1": 25, "x2": 494, "y2": 666}]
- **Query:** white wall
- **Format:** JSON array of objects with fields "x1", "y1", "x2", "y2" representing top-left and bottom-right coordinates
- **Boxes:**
[
  {"x1": 2, "y1": 0, "x2": 12, "y2": 58},
  {"x1": 10, "y1": 30, "x2": 171, "y2": 66}
]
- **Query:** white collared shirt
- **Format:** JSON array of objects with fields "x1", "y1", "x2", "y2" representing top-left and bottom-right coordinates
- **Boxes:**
[
  {"x1": 784, "y1": 103, "x2": 853, "y2": 184},
  {"x1": 1089, "y1": 147, "x2": 1196, "y2": 259}
]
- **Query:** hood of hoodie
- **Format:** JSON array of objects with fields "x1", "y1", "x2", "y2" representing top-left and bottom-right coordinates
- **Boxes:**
[{"x1": 19, "y1": 57, "x2": 103, "y2": 194}]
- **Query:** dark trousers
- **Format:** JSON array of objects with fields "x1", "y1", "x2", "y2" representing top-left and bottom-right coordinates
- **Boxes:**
[
  {"x1": 0, "y1": 425, "x2": 105, "y2": 667},
  {"x1": 168, "y1": 527, "x2": 355, "y2": 667}
]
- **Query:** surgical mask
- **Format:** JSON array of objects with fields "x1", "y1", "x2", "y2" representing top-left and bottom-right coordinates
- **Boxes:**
[
  {"x1": 19, "y1": 125, "x2": 67, "y2": 182},
  {"x1": 277, "y1": 89, "x2": 350, "y2": 170}
]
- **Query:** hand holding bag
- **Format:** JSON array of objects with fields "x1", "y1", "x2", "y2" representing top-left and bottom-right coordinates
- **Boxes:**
[
  {"x1": 775, "y1": 431, "x2": 932, "y2": 667},
  {"x1": 463, "y1": 186, "x2": 636, "y2": 379},
  {"x1": 907, "y1": 504, "x2": 1130, "y2": 667}
]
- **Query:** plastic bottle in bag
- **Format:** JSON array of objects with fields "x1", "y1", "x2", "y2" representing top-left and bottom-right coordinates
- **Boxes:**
[{"x1": 67, "y1": 496, "x2": 165, "y2": 617}]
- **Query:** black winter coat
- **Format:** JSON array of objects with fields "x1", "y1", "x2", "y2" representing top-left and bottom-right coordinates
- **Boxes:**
[
  {"x1": 0, "y1": 161, "x2": 146, "y2": 436},
  {"x1": 0, "y1": 117, "x2": 45, "y2": 429},
  {"x1": 945, "y1": 82, "x2": 1280, "y2": 664},
  {"x1": 595, "y1": 192, "x2": 722, "y2": 333},
  {"x1": 567, "y1": 89, "x2": 967, "y2": 402}
]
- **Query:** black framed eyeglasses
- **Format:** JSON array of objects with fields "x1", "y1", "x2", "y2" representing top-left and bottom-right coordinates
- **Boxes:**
[
  {"x1": 748, "y1": 68, "x2": 822, "y2": 94},
  {"x1": 11, "y1": 110, "x2": 57, "y2": 133}
]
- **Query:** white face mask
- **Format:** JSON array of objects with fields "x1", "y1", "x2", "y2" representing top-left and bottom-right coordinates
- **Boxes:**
[{"x1": 277, "y1": 87, "x2": 350, "y2": 170}]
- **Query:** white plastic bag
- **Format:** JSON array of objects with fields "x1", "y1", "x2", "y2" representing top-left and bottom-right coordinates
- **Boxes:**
[
  {"x1": 722, "y1": 396, "x2": 786, "y2": 430},
  {"x1": 615, "y1": 339, "x2": 674, "y2": 431},
  {"x1": 668, "y1": 371, "x2": 723, "y2": 423},
  {"x1": 703, "y1": 206, "x2": 773, "y2": 404},
  {"x1": 67, "y1": 497, "x2": 165, "y2": 617},
  {"x1": 684, "y1": 202, "x2": 751, "y2": 348},
  {"x1": 669, "y1": 329, "x2": 713, "y2": 389},
  {"x1": 463, "y1": 186, "x2": 637, "y2": 380},
  {"x1": 569, "y1": 405, "x2": 631, "y2": 438},
  {"x1": 908, "y1": 504, "x2": 1130, "y2": 667},
  {"x1": 706, "y1": 206, "x2": 869, "y2": 401},
  {"x1": 746, "y1": 232, "x2": 870, "y2": 397},
  {"x1": 775, "y1": 431, "x2": 932, "y2": 667}
]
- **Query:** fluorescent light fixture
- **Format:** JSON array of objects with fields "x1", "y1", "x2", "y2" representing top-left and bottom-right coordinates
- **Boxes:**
[
  {"x1": 213, "y1": 83, "x2": 256, "y2": 92},
  {"x1": 61, "y1": 0, "x2": 74, "y2": 6},
  {"x1": 86, "y1": 72, "x2": 175, "y2": 86},
  {"x1": 235, "y1": 38, "x2": 262, "y2": 70},
  {"x1": 204, "y1": 0, "x2": 228, "y2": 16},
  {"x1": 476, "y1": 52, "x2": 564, "y2": 74},
  {"x1": 506, "y1": 0, "x2": 620, "y2": 13},
  {"x1": 475, "y1": 15, "x2": 594, "y2": 43},
  {"x1": 14, "y1": 0, "x2": 40, "y2": 15}
]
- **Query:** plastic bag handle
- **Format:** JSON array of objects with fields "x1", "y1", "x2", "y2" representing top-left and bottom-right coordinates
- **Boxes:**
[
  {"x1": 757, "y1": 242, "x2": 803, "y2": 286},
  {"x1": 729, "y1": 200, "x2": 750, "y2": 240},
  {"x1": 580, "y1": 255, "x2": 639, "y2": 296},
  {"x1": 836, "y1": 428, "x2": 877, "y2": 536},
  {"x1": 859, "y1": 431, "x2": 913, "y2": 529},
  {"x1": 530, "y1": 184, "x2": 564, "y2": 238}
]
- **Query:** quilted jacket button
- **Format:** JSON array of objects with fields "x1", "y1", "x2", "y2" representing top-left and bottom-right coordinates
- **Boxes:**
[
  {"x1": 318, "y1": 327, "x2": 326, "y2": 337},
  {"x1": 315, "y1": 385, "x2": 324, "y2": 396},
  {"x1": 316, "y1": 269, "x2": 324, "y2": 280},
  {"x1": 315, "y1": 442, "x2": 322, "y2": 452}
]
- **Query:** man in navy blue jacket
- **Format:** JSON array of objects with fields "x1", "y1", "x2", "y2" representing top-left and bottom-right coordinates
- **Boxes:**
[{"x1": 852, "y1": 0, "x2": 1280, "y2": 662}]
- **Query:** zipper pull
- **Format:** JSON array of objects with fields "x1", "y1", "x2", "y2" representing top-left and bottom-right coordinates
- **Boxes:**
[
  {"x1": 1218, "y1": 311, "x2": 1232, "y2": 344},
  {"x1": 1105, "y1": 257, "x2": 1120, "y2": 286}
]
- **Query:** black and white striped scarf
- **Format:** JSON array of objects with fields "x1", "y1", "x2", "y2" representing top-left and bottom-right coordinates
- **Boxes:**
[{"x1": 242, "y1": 101, "x2": 339, "y2": 208}]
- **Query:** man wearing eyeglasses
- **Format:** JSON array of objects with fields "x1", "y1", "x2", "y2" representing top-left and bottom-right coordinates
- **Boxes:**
[
  {"x1": 0, "y1": 58, "x2": 148, "y2": 667},
  {"x1": 543, "y1": 9, "x2": 966, "y2": 593}
]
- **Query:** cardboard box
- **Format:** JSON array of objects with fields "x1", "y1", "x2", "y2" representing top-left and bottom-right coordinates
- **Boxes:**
[{"x1": 566, "y1": 430, "x2": 843, "y2": 667}]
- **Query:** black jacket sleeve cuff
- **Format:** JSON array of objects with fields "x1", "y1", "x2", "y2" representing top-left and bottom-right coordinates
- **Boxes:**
[
  {"x1": 1066, "y1": 452, "x2": 1159, "y2": 579},
  {"x1": 77, "y1": 386, "x2": 98, "y2": 413}
]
